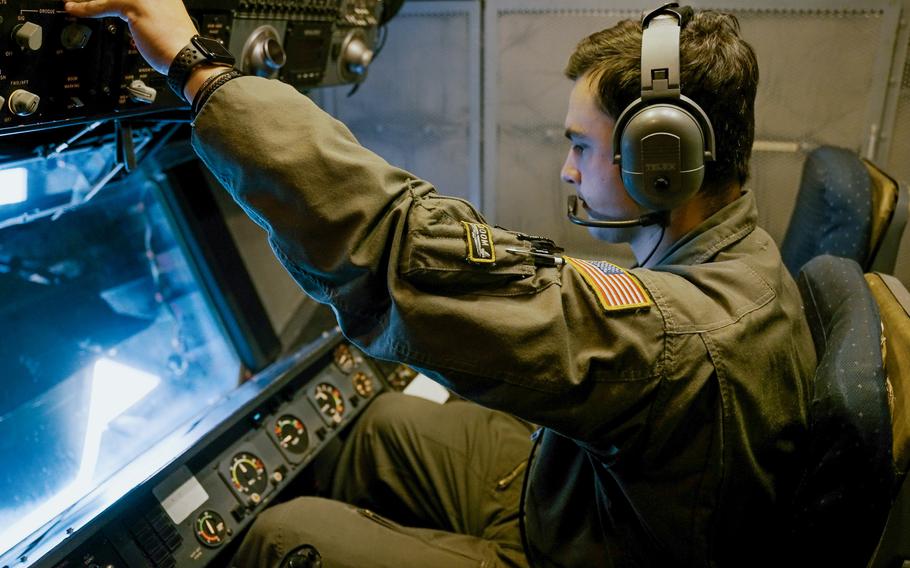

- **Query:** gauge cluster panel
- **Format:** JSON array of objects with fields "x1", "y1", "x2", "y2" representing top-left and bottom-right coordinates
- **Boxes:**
[
  {"x1": 0, "y1": 0, "x2": 389, "y2": 135},
  {"x1": 49, "y1": 340, "x2": 385, "y2": 568}
]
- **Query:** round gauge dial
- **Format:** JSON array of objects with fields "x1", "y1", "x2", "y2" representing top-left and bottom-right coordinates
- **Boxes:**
[
  {"x1": 229, "y1": 452, "x2": 268, "y2": 498},
  {"x1": 195, "y1": 510, "x2": 227, "y2": 548},
  {"x1": 352, "y1": 372, "x2": 374, "y2": 398},
  {"x1": 333, "y1": 344, "x2": 357, "y2": 374},
  {"x1": 274, "y1": 415, "x2": 309, "y2": 454},
  {"x1": 387, "y1": 364, "x2": 418, "y2": 391},
  {"x1": 314, "y1": 382, "x2": 345, "y2": 424}
]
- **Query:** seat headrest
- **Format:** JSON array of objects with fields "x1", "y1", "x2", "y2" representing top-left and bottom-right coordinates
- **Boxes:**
[{"x1": 781, "y1": 146, "x2": 873, "y2": 276}]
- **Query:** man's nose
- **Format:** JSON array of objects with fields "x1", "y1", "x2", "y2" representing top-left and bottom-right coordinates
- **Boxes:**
[{"x1": 561, "y1": 153, "x2": 580, "y2": 185}]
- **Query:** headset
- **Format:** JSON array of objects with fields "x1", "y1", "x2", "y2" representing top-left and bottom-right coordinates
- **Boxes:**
[{"x1": 567, "y1": 2, "x2": 716, "y2": 228}]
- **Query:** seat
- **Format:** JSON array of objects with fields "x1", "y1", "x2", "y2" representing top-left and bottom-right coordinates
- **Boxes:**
[
  {"x1": 862, "y1": 159, "x2": 909, "y2": 274},
  {"x1": 790, "y1": 255, "x2": 894, "y2": 566},
  {"x1": 865, "y1": 272, "x2": 910, "y2": 483},
  {"x1": 865, "y1": 272, "x2": 910, "y2": 567},
  {"x1": 781, "y1": 145, "x2": 909, "y2": 276}
]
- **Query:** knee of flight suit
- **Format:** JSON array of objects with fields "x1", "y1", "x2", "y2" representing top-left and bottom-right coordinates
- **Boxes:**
[
  {"x1": 246, "y1": 499, "x2": 288, "y2": 537},
  {"x1": 351, "y1": 391, "x2": 419, "y2": 439},
  {"x1": 238, "y1": 503, "x2": 289, "y2": 565},
  {"x1": 238, "y1": 497, "x2": 329, "y2": 567},
  {"x1": 359, "y1": 391, "x2": 409, "y2": 421},
  {"x1": 331, "y1": 392, "x2": 423, "y2": 499}
]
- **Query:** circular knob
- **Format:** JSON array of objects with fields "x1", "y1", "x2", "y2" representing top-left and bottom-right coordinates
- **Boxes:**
[
  {"x1": 284, "y1": 545, "x2": 322, "y2": 568},
  {"x1": 60, "y1": 23, "x2": 92, "y2": 50},
  {"x1": 241, "y1": 25, "x2": 286, "y2": 78},
  {"x1": 252, "y1": 37, "x2": 286, "y2": 75},
  {"x1": 8, "y1": 89, "x2": 40, "y2": 116},
  {"x1": 339, "y1": 33, "x2": 373, "y2": 81},
  {"x1": 13, "y1": 22, "x2": 43, "y2": 51}
]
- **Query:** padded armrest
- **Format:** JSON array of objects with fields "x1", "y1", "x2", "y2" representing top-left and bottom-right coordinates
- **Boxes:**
[{"x1": 791, "y1": 256, "x2": 893, "y2": 566}]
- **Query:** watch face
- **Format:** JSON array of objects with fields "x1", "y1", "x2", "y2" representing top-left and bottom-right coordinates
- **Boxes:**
[{"x1": 192, "y1": 36, "x2": 235, "y2": 65}]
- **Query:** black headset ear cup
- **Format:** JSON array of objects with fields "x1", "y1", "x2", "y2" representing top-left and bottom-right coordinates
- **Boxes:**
[
  {"x1": 610, "y1": 4, "x2": 716, "y2": 213},
  {"x1": 615, "y1": 100, "x2": 706, "y2": 211}
]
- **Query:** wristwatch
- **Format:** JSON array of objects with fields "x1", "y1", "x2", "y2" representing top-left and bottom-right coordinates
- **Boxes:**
[{"x1": 167, "y1": 35, "x2": 236, "y2": 100}]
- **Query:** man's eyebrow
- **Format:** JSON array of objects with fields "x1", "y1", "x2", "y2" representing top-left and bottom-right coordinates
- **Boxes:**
[{"x1": 564, "y1": 128, "x2": 589, "y2": 141}]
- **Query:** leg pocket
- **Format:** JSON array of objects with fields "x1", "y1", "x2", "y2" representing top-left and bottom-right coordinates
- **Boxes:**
[{"x1": 354, "y1": 506, "x2": 497, "y2": 567}]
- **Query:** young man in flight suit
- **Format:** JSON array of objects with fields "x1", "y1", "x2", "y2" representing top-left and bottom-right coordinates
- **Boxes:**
[{"x1": 65, "y1": 0, "x2": 816, "y2": 565}]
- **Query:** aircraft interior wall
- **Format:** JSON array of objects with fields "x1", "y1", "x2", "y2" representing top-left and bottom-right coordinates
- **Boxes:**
[{"x1": 310, "y1": 0, "x2": 910, "y2": 285}]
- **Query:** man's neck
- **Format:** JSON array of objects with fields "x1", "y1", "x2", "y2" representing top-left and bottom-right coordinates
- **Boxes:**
[{"x1": 632, "y1": 182, "x2": 742, "y2": 268}]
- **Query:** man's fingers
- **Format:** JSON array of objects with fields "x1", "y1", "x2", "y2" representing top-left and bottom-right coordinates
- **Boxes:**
[
  {"x1": 63, "y1": 0, "x2": 126, "y2": 19},
  {"x1": 62, "y1": 0, "x2": 196, "y2": 73}
]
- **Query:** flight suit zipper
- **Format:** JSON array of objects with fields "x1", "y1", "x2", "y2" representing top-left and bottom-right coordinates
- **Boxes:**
[{"x1": 496, "y1": 460, "x2": 528, "y2": 491}]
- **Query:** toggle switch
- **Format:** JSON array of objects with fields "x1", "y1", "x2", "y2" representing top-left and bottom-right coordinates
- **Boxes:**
[{"x1": 127, "y1": 80, "x2": 157, "y2": 104}]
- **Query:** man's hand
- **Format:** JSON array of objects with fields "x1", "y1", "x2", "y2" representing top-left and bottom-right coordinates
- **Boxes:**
[{"x1": 63, "y1": 0, "x2": 198, "y2": 75}]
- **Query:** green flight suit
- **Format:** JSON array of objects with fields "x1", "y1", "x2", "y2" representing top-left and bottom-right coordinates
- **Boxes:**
[
  {"x1": 191, "y1": 76, "x2": 815, "y2": 567},
  {"x1": 234, "y1": 392, "x2": 534, "y2": 568}
]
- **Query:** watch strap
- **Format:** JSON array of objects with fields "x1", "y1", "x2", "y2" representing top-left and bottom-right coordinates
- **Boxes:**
[{"x1": 167, "y1": 36, "x2": 234, "y2": 101}]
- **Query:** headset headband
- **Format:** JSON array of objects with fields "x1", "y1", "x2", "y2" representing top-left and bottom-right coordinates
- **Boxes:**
[{"x1": 640, "y1": 3, "x2": 691, "y2": 100}]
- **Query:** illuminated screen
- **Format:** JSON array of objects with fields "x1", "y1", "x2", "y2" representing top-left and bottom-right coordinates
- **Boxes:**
[
  {"x1": 0, "y1": 149, "x2": 242, "y2": 555},
  {"x1": 0, "y1": 168, "x2": 27, "y2": 205}
]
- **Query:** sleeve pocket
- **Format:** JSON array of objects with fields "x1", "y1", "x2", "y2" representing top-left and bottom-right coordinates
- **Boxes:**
[{"x1": 399, "y1": 194, "x2": 545, "y2": 293}]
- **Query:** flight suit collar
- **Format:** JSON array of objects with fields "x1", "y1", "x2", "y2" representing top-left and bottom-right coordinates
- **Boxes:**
[{"x1": 652, "y1": 189, "x2": 759, "y2": 267}]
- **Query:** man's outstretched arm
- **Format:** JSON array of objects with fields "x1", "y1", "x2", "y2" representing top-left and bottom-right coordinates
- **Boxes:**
[{"x1": 63, "y1": 0, "x2": 666, "y2": 445}]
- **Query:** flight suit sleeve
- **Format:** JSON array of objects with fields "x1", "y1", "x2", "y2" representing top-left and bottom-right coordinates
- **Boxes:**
[{"x1": 191, "y1": 76, "x2": 667, "y2": 447}]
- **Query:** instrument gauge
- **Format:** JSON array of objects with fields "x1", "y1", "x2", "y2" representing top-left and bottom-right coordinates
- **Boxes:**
[
  {"x1": 333, "y1": 344, "x2": 357, "y2": 374},
  {"x1": 387, "y1": 364, "x2": 418, "y2": 391},
  {"x1": 313, "y1": 382, "x2": 345, "y2": 425},
  {"x1": 352, "y1": 372, "x2": 374, "y2": 398},
  {"x1": 229, "y1": 452, "x2": 268, "y2": 499},
  {"x1": 274, "y1": 415, "x2": 309, "y2": 455},
  {"x1": 194, "y1": 510, "x2": 227, "y2": 548}
]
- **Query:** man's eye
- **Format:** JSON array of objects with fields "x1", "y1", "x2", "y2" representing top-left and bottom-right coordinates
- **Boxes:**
[{"x1": 573, "y1": 144, "x2": 585, "y2": 154}]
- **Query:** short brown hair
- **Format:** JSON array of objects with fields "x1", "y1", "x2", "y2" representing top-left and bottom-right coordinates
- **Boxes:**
[{"x1": 565, "y1": 11, "x2": 759, "y2": 192}]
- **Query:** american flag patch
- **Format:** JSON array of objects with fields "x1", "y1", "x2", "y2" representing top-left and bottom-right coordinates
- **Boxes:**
[{"x1": 564, "y1": 256, "x2": 651, "y2": 311}]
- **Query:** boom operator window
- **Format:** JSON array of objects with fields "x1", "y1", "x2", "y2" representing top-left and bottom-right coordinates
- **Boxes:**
[{"x1": 0, "y1": 144, "x2": 242, "y2": 558}]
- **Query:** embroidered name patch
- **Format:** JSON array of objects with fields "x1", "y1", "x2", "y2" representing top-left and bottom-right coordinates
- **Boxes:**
[
  {"x1": 565, "y1": 256, "x2": 651, "y2": 311},
  {"x1": 463, "y1": 222, "x2": 496, "y2": 264}
]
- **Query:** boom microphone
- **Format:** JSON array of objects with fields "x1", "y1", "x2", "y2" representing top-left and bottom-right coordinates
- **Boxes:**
[{"x1": 566, "y1": 195, "x2": 665, "y2": 228}]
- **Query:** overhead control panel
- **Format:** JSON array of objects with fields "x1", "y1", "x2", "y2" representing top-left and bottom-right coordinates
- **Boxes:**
[{"x1": 0, "y1": 0, "x2": 393, "y2": 136}]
